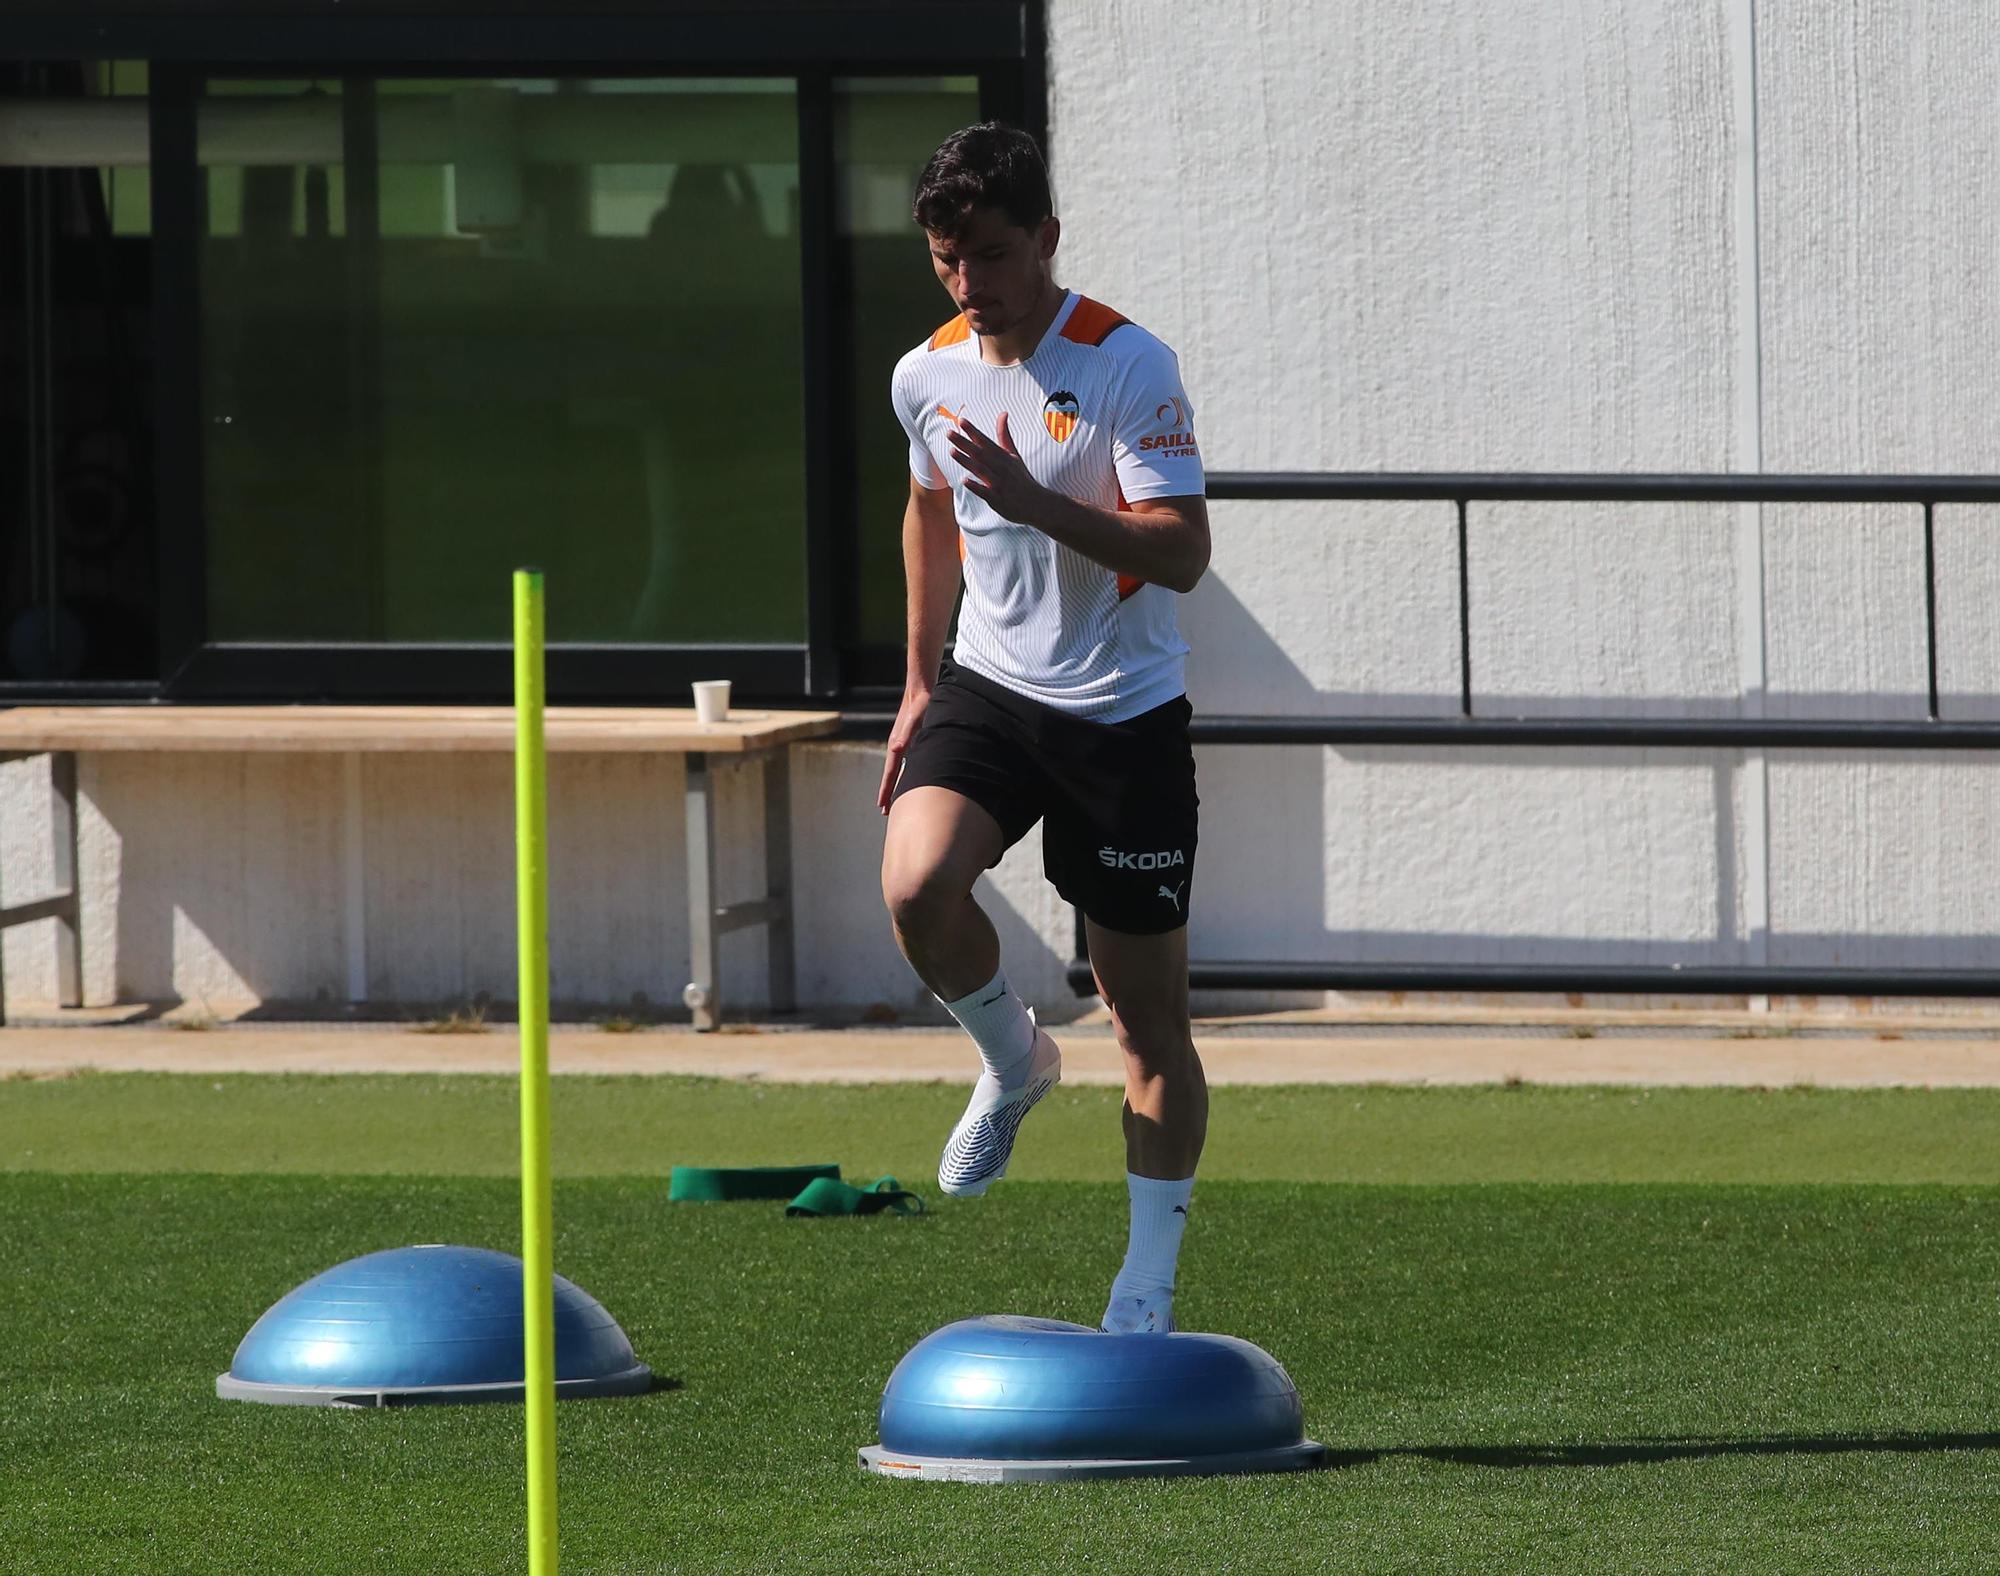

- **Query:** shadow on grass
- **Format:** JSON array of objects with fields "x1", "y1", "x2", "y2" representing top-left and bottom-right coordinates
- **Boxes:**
[{"x1": 1326, "y1": 1432, "x2": 2000, "y2": 1469}]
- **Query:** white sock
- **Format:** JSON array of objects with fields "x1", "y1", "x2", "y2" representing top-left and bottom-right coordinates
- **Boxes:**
[
  {"x1": 941, "y1": 968, "x2": 1036, "y2": 1089},
  {"x1": 1108, "y1": 1173, "x2": 1194, "y2": 1301}
]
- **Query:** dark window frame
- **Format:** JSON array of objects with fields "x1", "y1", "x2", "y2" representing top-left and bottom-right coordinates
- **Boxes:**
[{"x1": 0, "y1": 3, "x2": 1045, "y2": 705}]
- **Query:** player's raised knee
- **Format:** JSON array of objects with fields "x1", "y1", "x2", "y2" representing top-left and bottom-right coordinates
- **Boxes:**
[{"x1": 880, "y1": 857, "x2": 968, "y2": 934}]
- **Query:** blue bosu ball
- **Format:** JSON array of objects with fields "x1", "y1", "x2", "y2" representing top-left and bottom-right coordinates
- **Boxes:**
[
  {"x1": 216, "y1": 1244, "x2": 652, "y2": 1407},
  {"x1": 859, "y1": 1315, "x2": 1325, "y2": 1481}
]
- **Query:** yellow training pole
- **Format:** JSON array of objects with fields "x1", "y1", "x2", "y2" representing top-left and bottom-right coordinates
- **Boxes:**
[{"x1": 513, "y1": 568, "x2": 558, "y2": 1574}]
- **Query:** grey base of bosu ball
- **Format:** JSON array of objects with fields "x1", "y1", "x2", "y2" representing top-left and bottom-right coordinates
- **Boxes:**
[
  {"x1": 216, "y1": 1245, "x2": 652, "y2": 1408},
  {"x1": 860, "y1": 1315, "x2": 1325, "y2": 1482}
]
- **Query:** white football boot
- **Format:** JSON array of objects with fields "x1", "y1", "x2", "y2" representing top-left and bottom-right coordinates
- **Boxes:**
[
  {"x1": 936, "y1": 1010, "x2": 1062, "y2": 1197},
  {"x1": 1099, "y1": 1287, "x2": 1176, "y2": 1335}
]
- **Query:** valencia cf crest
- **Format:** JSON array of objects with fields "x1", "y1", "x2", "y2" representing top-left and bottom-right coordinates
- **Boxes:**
[{"x1": 1042, "y1": 390, "x2": 1081, "y2": 443}]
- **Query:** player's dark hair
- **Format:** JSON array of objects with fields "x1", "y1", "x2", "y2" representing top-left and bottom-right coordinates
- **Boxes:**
[{"x1": 912, "y1": 122, "x2": 1053, "y2": 238}]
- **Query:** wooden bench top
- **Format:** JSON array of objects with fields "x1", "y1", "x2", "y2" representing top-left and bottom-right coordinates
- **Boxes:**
[{"x1": 0, "y1": 705, "x2": 843, "y2": 755}]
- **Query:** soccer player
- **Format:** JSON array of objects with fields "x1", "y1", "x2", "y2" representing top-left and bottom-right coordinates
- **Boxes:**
[{"x1": 876, "y1": 123, "x2": 1210, "y2": 1336}]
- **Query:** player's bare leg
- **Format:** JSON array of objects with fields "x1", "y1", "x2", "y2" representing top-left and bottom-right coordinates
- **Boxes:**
[
  {"x1": 1087, "y1": 918, "x2": 1206, "y2": 1333},
  {"x1": 882, "y1": 786, "x2": 1063, "y2": 1195},
  {"x1": 881, "y1": 785, "x2": 1004, "y2": 1001}
]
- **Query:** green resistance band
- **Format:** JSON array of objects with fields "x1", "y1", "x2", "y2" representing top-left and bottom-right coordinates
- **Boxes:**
[
  {"x1": 785, "y1": 1175, "x2": 925, "y2": 1218},
  {"x1": 669, "y1": 1163, "x2": 841, "y2": 1202}
]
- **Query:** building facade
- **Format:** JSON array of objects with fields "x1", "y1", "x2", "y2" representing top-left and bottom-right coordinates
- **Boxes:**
[{"x1": 3, "y1": 1, "x2": 1994, "y2": 1017}]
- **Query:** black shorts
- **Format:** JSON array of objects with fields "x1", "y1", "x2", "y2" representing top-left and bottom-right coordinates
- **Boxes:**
[{"x1": 891, "y1": 656, "x2": 1199, "y2": 935}]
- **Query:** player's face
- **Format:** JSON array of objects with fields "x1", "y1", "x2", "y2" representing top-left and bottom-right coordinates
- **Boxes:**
[{"x1": 927, "y1": 207, "x2": 1058, "y2": 335}]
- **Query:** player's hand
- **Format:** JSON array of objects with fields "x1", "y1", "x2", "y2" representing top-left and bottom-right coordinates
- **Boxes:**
[
  {"x1": 949, "y1": 412, "x2": 1046, "y2": 526},
  {"x1": 877, "y1": 686, "x2": 931, "y2": 815}
]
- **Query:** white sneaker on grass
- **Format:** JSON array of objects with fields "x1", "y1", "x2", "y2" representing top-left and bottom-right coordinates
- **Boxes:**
[
  {"x1": 937, "y1": 1012, "x2": 1062, "y2": 1198},
  {"x1": 1099, "y1": 1287, "x2": 1175, "y2": 1335}
]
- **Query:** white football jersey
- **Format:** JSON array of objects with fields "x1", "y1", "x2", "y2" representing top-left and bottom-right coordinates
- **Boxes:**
[{"x1": 890, "y1": 290, "x2": 1204, "y2": 722}]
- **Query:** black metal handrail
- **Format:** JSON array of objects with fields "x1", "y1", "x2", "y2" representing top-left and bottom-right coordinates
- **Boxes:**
[
  {"x1": 1062, "y1": 960, "x2": 2000, "y2": 999},
  {"x1": 1206, "y1": 469, "x2": 1993, "y2": 729},
  {"x1": 1206, "y1": 471, "x2": 2000, "y2": 503}
]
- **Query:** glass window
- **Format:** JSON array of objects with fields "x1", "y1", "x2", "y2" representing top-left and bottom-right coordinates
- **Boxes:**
[
  {"x1": 96, "y1": 59, "x2": 153, "y2": 237},
  {"x1": 835, "y1": 78, "x2": 981, "y2": 651},
  {"x1": 198, "y1": 75, "x2": 807, "y2": 644},
  {"x1": 0, "y1": 60, "x2": 156, "y2": 684}
]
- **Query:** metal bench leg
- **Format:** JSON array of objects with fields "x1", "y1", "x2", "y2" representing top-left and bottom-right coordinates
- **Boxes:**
[
  {"x1": 684, "y1": 747, "x2": 800, "y2": 1030},
  {"x1": 50, "y1": 750, "x2": 82, "y2": 1008},
  {"x1": 762, "y1": 748, "x2": 795, "y2": 1014},
  {"x1": 683, "y1": 751, "x2": 721, "y2": 1032}
]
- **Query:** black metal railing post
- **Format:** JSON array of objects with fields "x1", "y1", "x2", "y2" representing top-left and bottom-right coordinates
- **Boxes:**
[
  {"x1": 1455, "y1": 496, "x2": 1472, "y2": 717},
  {"x1": 1923, "y1": 500, "x2": 1941, "y2": 721}
]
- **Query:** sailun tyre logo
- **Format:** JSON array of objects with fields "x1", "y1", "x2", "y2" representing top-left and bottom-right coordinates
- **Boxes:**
[
  {"x1": 1140, "y1": 396, "x2": 1196, "y2": 456},
  {"x1": 1043, "y1": 390, "x2": 1081, "y2": 443},
  {"x1": 1098, "y1": 846, "x2": 1187, "y2": 871}
]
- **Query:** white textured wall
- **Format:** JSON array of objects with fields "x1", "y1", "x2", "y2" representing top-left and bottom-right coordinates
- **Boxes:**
[
  {"x1": 1052, "y1": 0, "x2": 1995, "y2": 997},
  {"x1": 1, "y1": 757, "x2": 64, "y2": 1007},
  {"x1": 1056, "y1": 0, "x2": 1755, "y2": 1000},
  {"x1": 1755, "y1": 3, "x2": 2000, "y2": 965},
  {"x1": 4, "y1": 0, "x2": 1995, "y2": 1014},
  {"x1": 0, "y1": 745, "x2": 1064, "y2": 1017},
  {"x1": 1054, "y1": 0, "x2": 1740, "y2": 473}
]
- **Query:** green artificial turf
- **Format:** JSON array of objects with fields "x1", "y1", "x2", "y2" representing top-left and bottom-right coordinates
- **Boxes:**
[
  {"x1": 5, "y1": 1073, "x2": 2000, "y2": 1183},
  {"x1": 2, "y1": 1175, "x2": 1997, "y2": 1573},
  {"x1": 4, "y1": 1077, "x2": 1999, "y2": 1572}
]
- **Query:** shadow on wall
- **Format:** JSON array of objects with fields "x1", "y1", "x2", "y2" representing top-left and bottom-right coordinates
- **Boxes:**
[
  {"x1": 94, "y1": 754, "x2": 347, "y2": 1011},
  {"x1": 83, "y1": 752, "x2": 717, "y2": 1015},
  {"x1": 58, "y1": 743, "x2": 1074, "y2": 1021},
  {"x1": 0, "y1": 756, "x2": 63, "y2": 1005},
  {"x1": 1177, "y1": 570, "x2": 2000, "y2": 984},
  {"x1": 755, "y1": 741, "x2": 1079, "y2": 1023},
  {"x1": 1178, "y1": 568, "x2": 1336, "y2": 1013},
  {"x1": 20, "y1": 638, "x2": 2000, "y2": 1014}
]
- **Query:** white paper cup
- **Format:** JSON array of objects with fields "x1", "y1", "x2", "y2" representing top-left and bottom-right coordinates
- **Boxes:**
[{"x1": 692, "y1": 680, "x2": 731, "y2": 724}]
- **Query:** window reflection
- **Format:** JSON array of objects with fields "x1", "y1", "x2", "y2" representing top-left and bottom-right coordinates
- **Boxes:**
[
  {"x1": 200, "y1": 77, "x2": 808, "y2": 646},
  {"x1": 835, "y1": 78, "x2": 982, "y2": 648}
]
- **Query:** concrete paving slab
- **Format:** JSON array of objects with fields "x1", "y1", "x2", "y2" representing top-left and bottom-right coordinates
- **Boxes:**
[{"x1": 3, "y1": 1023, "x2": 1999, "y2": 1087}]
